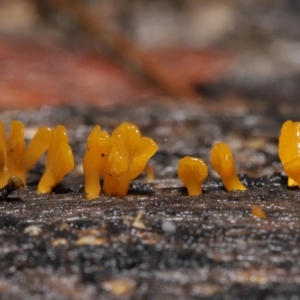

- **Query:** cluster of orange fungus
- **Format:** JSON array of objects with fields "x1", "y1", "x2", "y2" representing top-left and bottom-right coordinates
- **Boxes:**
[
  {"x1": 0, "y1": 120, "x2": 52, "y2": 187},
  {"x1": 177, "y1": 157, "x2": 208, "y2": 196},
  {"x1": 210, "y1": 142, "x2": 247, "y2": 192},
  {"x1": 279, "y1": 120, "x2": 300, "y2": 187},
  {"x1": 5, "y1": 118, "x2": 300, "y2": 199},
  {"x1": 83, "y1": 122, "x2": 158, "y2": 199},
  {"x1": 37, "y1": 125, "x2": 74, "y2": 194}
]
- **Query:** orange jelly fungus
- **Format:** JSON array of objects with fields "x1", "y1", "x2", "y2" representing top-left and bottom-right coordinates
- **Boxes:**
[
  {"x1": 210, "y1": 142, "x2": 247, "y2": 192},
  {"x1": 0, "y1": 120, "x2": 52, "y2": 187},
  {"x1": 37, "y1": 125, "x2": 74, "y2": 194},
  {"x1": 252, "y1": 205, "x2": 266, "y2": 219},
  {"x1": 177, "y1": 156, "x2": 208, "y2": 196},
  {"x1": 103, "y1": 122, "x2": 158, "y2": 197},
  {"x1": 83, "y1": 125, "x2": 112, "y2": 200},
  {"x1": 279, "y1": 120, "x2": 300, "y2": 187}
]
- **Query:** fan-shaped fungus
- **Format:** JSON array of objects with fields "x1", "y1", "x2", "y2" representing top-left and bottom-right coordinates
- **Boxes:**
[
  {"x1": 103, "y1": 122, "x2": 158, "y2": 197},
  {"x1": 177, "y1": 156, "x2": 208, "y2": 196},
  {"x1": 111, "y1": 122, "x2": 158, "y2": 180},
  {"x1": 210, "y1": 142, "x2": 246, "y2": 192},
  {"x1": 37, "y1": 125, "x2": 74, "y2": 194}
]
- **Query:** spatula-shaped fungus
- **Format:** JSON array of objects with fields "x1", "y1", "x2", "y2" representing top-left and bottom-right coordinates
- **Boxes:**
[
  {"x1": 278, "y1": 120, "x2": 300, "y2": 187},
  {"x1": 37, "y1": 125, "x2": 74, "y2": 194},
  {"x1": 177, "y1": 156, "x2": 208, "y2": 196},
  {"x1": 83, "y1": 125, "x2": 112, "y2": 200},
  {"x1": 210, "y1": 142, "x2": 246, "y2": 192}
]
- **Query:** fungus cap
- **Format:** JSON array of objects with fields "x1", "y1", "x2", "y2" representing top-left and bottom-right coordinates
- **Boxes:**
[
  {"x1": 210, "y1": 142, "x2": 235, "y2": 177},
  {"x1": 112, "y1": 122, "x2": 141, "y2": 157}
]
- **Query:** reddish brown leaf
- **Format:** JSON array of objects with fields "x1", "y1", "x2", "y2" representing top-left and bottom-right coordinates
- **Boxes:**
[{"x1": 0, "y1": 38, "x2": 230, "y2": 109}]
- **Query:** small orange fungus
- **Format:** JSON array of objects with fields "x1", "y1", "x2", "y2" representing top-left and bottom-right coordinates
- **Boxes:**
[
  {"x1": 177, "y1": 156, "x2": 208, "y2": 196},
  {"x1": 0, "y1": 121, "x2": 52, "y2": 187},
  {"x1": 279, "y1": 120, "x2": 300, "y2": 187},
  {"x1": 210, "y1": 142, "x2": 246, "y2": 192},
  {"x1": 83, "y1": 125, "x2": 112, "y2": 200},
  {"x1": 103, "y1": 122, "x2": 158, "y2": 197},
  {"x1": 37, "y1": 125, "x2": 74, "y2": 194},
  {"x1": 252, "y1": 205, "x2": 266, "y2": 219}
]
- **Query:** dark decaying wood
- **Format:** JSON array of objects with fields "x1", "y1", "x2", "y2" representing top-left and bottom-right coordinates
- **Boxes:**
[{"x1": 0, "y1": 98, "x2": 299, "y2": 299}]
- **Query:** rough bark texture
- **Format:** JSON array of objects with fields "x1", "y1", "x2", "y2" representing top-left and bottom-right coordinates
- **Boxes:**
[{"x1": 0, "y1": 99, "x2": 299, "y2": 299}]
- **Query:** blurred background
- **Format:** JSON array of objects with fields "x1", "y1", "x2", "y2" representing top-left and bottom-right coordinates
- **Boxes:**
[{"x1": 1, "y1": 0, "x2": 300, "y2": 109}]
